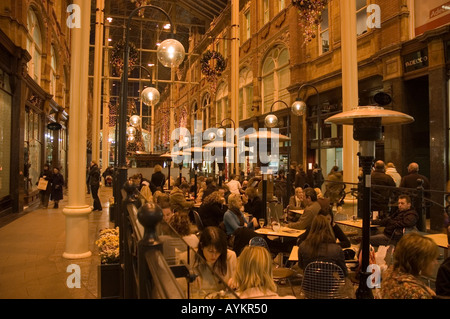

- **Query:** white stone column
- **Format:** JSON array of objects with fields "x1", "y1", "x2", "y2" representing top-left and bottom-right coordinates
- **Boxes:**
[
  {"x1": 62, "y1": 0, "x2": 92, "y2": 259},
  {"x1": 92, "y1": 0, "x2": 104, "y2": 165},
  {"x1": 340, "y1": 0, "x2": 359, "y2": 189}
]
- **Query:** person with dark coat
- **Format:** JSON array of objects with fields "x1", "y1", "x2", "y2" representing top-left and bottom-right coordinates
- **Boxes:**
[
  {"x1": 370, "y1": 195, "x2": 419, "y2": 246},
  {"x1": 242, "y1": 186, "x2": 264, "y2": 221},
  {"x1": 202, "y1": 177, "x2": 219, "y2": 201},
  {"x1": 102, "y1": 166, "x2": 114, "y2": 186},
  {"x1": 400, "y1": 162, "x2": 430, "y2": 190},
  {"x1": 371, "y1": 160, "x2": 396, "y2": 217},
  {"x1": 324, "y1": 166, "x2": 345, "y2": 207},
  {"x1": 37, "y1": 164, "x2": 52, "y2": 208},
  {"x1": 294, "y1": 164, "x2": 308, "y2": 189},
  {"x1": 50, "y1": 167, "x2": 64, "y2": 208},
  {"x1": 150, "y1": 164, "x2": 166, "y2": 193},
  {"x1": 436, "y1": 256, "x2": 450, "y2": 297},
  {"x1": 198, "y1": 191, "x2": 226, "y2": 228},
  {"x1": 312, "y1": 163, "x2": 324, "y2": 189},
  {"x1": 88, "y1": 161, "x2": 102, "y2": 211}
]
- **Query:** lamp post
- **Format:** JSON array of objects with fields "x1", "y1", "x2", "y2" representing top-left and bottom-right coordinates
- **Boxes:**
[
  {"x1": 291, "y1": 84, "x2": 321, "y2": 170},
  {"x1": 117, "y1": 5, "x2": 184, "y2": 209},
  {"x1": 217, "y1": 117, "x2": 236, "y2": 176},
  {"x1": 325, "y1": 106, "x2": 414, "y2": 299},
  {"x1": 264, "y1": 100, "x2": 292, "y2": 207}
]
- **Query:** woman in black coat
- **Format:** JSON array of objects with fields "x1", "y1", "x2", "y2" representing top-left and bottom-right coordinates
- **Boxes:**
[
  {"x1": 50, "y1": 167, "x2": 64, "y2": 208},
  {"x1": 198, "y1": 191, "x2": 226, "y2": 228},
  {"x1": 37, "y1": 164, "x2": 52, "y2": 208}
]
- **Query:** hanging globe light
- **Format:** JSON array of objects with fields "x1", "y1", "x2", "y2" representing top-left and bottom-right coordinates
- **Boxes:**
[
  {"x1": 126, "y1": 126, "x2": 136, "y2": 137},
  {"x1": 264, "y1": 114, "x2": 279, "y2": 128},
  {"x1": 129, "y1": 115, "x2": 141, "y2": 127},
  {"x1": 157, "y1": 38, "x2": 185, "y2": 68},
  {"x1": 141, "y1": 86, "x2": 160, "y2": 106},
  {"x1": 291, "y1": 99, "x2": 307, "y2": 116},
  {"x1": 217, "y1": 127, "x2": 226, "y2": 138}
]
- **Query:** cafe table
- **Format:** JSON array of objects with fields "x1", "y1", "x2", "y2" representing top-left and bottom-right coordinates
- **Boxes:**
[
  {"x1": 289, "y1": 209, "x2": 304, "y2": 215},
  {"x1": 255, "y1": 226, "x2": 305, "y2": 266},
  {"x1": 425, "y1": 233, "x2": 448, "y2": 258},
  {"x1": 335, "y1": 218, "x2": 380, "y2": 230}
]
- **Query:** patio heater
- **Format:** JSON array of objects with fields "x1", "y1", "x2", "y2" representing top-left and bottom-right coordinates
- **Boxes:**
[{"x1": 325, "y1": 105, "x2": 413, "y2": 299}]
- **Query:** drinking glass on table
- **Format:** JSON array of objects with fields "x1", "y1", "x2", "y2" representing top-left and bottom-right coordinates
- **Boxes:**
[
  {"x1": 272, "y1": 221, "x2": 281, "y2": 232},
  {"x1": 258, "y1": 218, "x2": 265, "y2": 229}
]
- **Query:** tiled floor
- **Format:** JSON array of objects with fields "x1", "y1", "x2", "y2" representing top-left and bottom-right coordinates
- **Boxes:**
[{"x1": 0, "y1": 187, "x2": 113, "y2": 299}]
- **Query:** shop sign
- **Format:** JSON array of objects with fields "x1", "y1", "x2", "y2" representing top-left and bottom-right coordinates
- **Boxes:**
[{"x1": 403, "y1": 49, "x2": 429, "y2": 73}]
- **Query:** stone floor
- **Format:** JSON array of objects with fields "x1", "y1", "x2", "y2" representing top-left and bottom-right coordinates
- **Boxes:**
[{"x1": 0, "y1": 187, "x2": 112, "y2": 299}]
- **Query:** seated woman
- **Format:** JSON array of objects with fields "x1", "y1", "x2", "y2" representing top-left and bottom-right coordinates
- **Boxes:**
[
  {"x1": 297, "y1": 215, "x2": 348, "y2": 277},
  {"x1": 297, "y1": 209, "x2": 351, "y2": 249},
  {"x1": 159, "y1": 211, "x2": 199, "y2": 265},
  {"x1": 191, "y1": 227, "x2": 237, "y2": 296},
  {"x1": 231, "y1": 245, "x2": 295, "y2": 299},
  {"x1": 198, "y1": 191, "x2": 226, "y2": 228},
  {"x1": 223, "y1": 193, "x2": 257, "y2": 236},
  {"x1": 380, "y1": 233, "x2": 439, "y2": 299}
]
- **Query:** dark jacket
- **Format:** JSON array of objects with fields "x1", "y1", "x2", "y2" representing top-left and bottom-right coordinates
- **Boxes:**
[
  {"x1": 324, "y1": 171, "x2": 344, "y2": 205},
  {"x1": 436, "y1": 257, "x2": 450, "y2": 297},
  {"x1": 150, "y1": 171, "x2": 166, "y2": 191},
  {"x1": 400, "y1": 173, "x2": 430, "y2": 189},
  {"x1": 244, "y1": 196, "x2": 264, "y2": 220},
  {"x1": 312, "y1": 168, "x2": 324, "y2": 188},
  {"x1": 198, "y1": 202, "x2": 226, "y2": 228},
  {"x1": 50, "y1": 172, "x2": 64, "y2": 201},
  {"x1": 372, "y1": 207, "x2": 419, "y2": 242},
  {"x1": 295, "y1": 170, "x2": 307, "y2": 188},
  {"x1": 88, "y1": 164, "x2": 101, "y2": 186},
  {"x1": 371, "y1": 170, "x2": 396, "y2": 213},
  {"x1": 38, "y1": 168, "x2": 52, "y2": 192}
]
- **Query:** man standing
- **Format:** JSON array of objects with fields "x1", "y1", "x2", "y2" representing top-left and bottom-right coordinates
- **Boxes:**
[
  {"x1": 370, "y1": 195, "x2": 419, "y2": 246},
  {"x1": 400, "y1": 162, "x2": 430, "y2": 190},
  {"x1": 287, "y1": 187, "x2": 321, "y2": 230},
  {"x1": 88, "y1": 160, "x2": 102, "y2": 211},
  {"x1": 371, "y1": 160, "x2": 396, "y2": 218}
]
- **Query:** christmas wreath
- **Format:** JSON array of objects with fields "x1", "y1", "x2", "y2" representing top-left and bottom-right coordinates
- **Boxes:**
[
  {"x1": 292, "y1": 0, "x2": 328, "y2": 44},
  {"x1": 111, "y1": 40, "x2": 138, "y2": 75},
  {"x1": 200, "y1": 50, "x2": 226, "y2": 78}
]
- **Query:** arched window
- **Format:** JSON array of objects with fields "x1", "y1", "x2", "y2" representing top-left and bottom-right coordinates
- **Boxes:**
[
  {"x1": 202, "y1": 93, "x2": 211, "y2": 131},
  {"x1": 27, "y1": 8, "x2": 42, "y2": 84},
  {"x1": 215, "y1": 83, "x2": 228, "y2": 124},
  {"x1": 50, "y1": 46, "x2": 57, "y2": 98},
  {"x1": 261, "y1": 46, "x2": 290, "y2": 114},
  {"x1": 239, "y1": 67, "x2": 253, "y2": 120}
]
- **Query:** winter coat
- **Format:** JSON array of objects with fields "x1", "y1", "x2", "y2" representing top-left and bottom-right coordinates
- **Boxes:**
[
  {"x1": 38, "y1": 168, "x2": 52, "y2": 192},
  {"x1": 380, "y1": 267, "x2": 436, "y2": 299},
  {"x1": 324, "y1": 171, "x2": 344, "y2": 205},
  {"x1": 88, "y1": 164, "x2": 101, "y2": 186},
  {"x1": 385, "y1": 167, "x2": 401, "y2": 187},
  {"x1": 371, "y1": 170, "x2": 396, "y2": 213},
  {"x1": 50, "y1": 172, "x2": 64, "y2": 201}
]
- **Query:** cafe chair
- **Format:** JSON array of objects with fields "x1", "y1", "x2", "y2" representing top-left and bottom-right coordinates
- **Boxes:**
[
  {"x1": 273, "y1": 266, "x2": 297, "y2": 297},
  {"x1": 300, "y1": 261, "x2": 348, "y2": 299},
  {"x1": 192, "y1": 210, "x2": 204, "y2": 232}
]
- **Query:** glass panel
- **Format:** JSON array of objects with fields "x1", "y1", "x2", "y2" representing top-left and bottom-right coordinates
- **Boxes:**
[
  {"x1": 263, "y1": 74, "x2": 274, "y2": 113},
  {"x1": 321, "y1": 30, "x2": 330, "y2": 53},
  {"x1": 239, "y1": 88, "x2": 243, "y2": 120},
  {"x1": 246, "y1": 86, "x2": 253, "y2": 119},
  {"x1": 0, "y1": 85, "x2": 11, "y2": 197},
  {"x1": 29, "y1": 139, "x2": 42, "y2": 191},
  {"x1": 262, "y1": 58, "x2": 274, "y2": 75},
  {"x1": 278, "y1": 48, "x2": 289, "y2": 66}
]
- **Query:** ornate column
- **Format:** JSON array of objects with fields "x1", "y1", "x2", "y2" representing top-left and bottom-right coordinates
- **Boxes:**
[{"x1": 62, "y1": 0, "x2": 92, "y2": 259}]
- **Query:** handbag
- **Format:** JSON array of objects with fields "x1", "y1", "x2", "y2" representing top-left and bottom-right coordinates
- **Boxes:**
[{"x1": 37, "y1": 178, "x2": 49, "y2": 191}]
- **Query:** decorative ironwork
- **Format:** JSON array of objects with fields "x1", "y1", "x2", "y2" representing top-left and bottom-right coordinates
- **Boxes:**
[{"x1": 292, "y1": 0, "x2": 328, "y2": 44}]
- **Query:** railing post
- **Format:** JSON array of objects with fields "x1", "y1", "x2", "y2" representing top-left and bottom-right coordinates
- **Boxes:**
[
  {"x1": 136, "y1": 202, "x2": 163, "y2": 299},
  {"x1": 121, "y1": 180, "x2": 140, "y2": 299},
  {"x1": 415, "y1": 179, "x2": 426, "y2": 232}
]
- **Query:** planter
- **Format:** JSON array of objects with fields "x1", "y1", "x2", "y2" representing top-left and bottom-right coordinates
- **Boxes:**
[{"x1": 98, "y1": 263, "x2": 121, "y2": 299}]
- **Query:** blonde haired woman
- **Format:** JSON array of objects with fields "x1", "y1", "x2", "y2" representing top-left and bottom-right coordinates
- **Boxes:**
[
  {"x1": 232, "y1": 246, "x2": 295, "y2": 299},
  {"x1": 380, "y1": 233, "x2": 439, "y2": 299},
  {"x1": 150, "y1": 164, "x2": 166, "y2": 192}
]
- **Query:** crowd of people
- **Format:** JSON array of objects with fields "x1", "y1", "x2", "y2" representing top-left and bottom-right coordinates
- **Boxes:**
[{"x1": 37, "y1": 157, "x2": 448, "y2": 299}]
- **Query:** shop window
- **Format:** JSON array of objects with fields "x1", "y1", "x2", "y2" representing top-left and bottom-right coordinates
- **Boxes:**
[
  {"x1": 0, "y1": 70, "x2": 12, "y2": 198},
  {"x1": 244, "y1": 10, "x2": 251, "y2": 42},
  {"x1": 50, "y1": 46, "x2": 57, "y2": 98},
  {"x1": 215, "y1": 82, "x2": 228, "y2": 123},
  {"x1": 263, "y1": 0, "x2": 270, "y2": 25},
  {"x1": 319, "y1": 6, "x2": 330, "y2": 55},
  {"x1": 27, "y1": 9, "x2": 42, "y2": 84},
  {"x1": 239, "y1": 68, "x2": 253, "y2": 120},
  {"x1": 261, "y1": 46, "x2": 290, "y2": 114},
  {"x1": 25, "y1": 109, "x2": 42, "y2": 191},
  {"x1": 356, "y1": 0, "x2": 368, "y2": 36}
]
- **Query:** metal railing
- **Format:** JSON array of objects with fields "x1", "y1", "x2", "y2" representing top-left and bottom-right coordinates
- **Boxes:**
[
  {"x1": 118, "y1": 181, "x2": 239, "y2": 299},
  {"x1": 323, "y1": 177, "x2": 450, "y2": 232}
]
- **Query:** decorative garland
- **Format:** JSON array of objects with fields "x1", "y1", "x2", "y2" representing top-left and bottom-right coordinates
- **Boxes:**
[
  {"x1": 111, "y1": 40, "x2": 138, "y2": 76},
  {"x1": 130, "y1": 0, "x2": 151, "y2": 17},
  {"x1": 292, "y1": 0, "x2": 328, "y2": 44},
  {"x1": 201, "y1": 50, "x2": 226, "y2": 78}
]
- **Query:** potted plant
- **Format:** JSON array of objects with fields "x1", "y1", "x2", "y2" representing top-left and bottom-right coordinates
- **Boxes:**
[{"x1": 96, "y1": 227, "x2": 121, "y2": 299}]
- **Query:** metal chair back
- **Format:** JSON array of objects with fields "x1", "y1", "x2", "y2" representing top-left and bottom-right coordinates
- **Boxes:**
[{"x1": 300, "y1": 260, "x2": 347, "y2": 299}]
